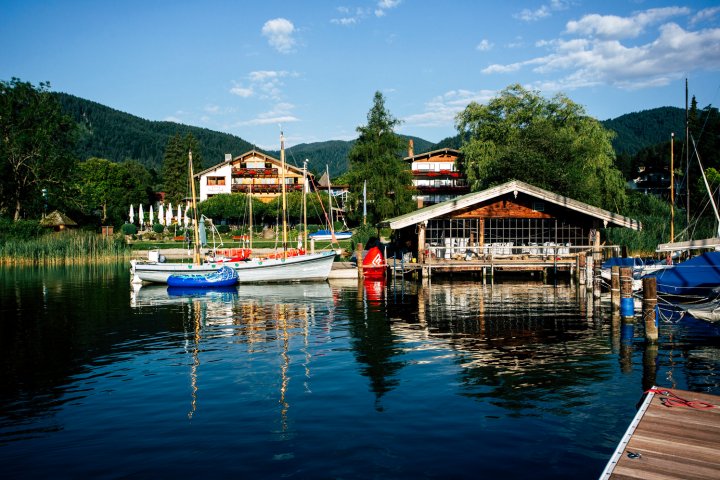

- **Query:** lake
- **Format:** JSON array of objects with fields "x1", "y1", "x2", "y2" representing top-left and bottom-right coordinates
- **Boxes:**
[{"x1": 1, "y1": 264, "x2": 719, "y2": 479}]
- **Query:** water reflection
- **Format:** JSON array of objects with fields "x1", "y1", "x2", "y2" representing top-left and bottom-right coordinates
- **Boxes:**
[
  {"x1": 131, "y1": 281, "x2": 336, "y2": 429},
  {"x1": 2, "y1": 265, "x2": 720, "y2": 479}
]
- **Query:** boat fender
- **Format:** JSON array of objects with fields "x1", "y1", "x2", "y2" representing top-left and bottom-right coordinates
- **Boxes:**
[{"x1": 159, "y1": 254, "x2": 167, "y2": 263}]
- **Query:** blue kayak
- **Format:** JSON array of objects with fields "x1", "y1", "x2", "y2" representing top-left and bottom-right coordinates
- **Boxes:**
[{"x1": 167, "y1": 265, "x2": 239, "y2": 288}]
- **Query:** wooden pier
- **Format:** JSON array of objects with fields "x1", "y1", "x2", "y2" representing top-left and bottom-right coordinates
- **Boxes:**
[{"x1": 601, "y1": 387, "x2": 720, "y2": 479}]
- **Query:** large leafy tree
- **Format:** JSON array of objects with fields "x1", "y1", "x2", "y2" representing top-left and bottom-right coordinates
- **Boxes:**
[
  {"x1": 72, "y1": 157, "x2": 153, "y2": 226},
  {"x1": 0, "y1": 78, "x2": 76, "y2": 220},
  {"x1": 345, "y1": 91, "x2": 415, "y2": 224},
  {"x1": 456, "y1": 84, "x2": 626, "y2": 211},
  {"x1": 162, "y1": 133, "x2": 203, "y2": 204}
]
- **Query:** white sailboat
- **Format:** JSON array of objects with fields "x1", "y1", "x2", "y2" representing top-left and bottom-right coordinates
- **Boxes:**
[{"x1": 131, "y1": 137, "x2": 335, "y2": 284}]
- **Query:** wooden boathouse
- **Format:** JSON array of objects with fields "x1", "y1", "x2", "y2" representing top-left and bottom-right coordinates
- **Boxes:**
[{"x1": 379, "y1": 180, "x2": 641, "y2": 279}]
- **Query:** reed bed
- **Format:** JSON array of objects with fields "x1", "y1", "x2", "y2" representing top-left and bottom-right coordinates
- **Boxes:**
[{"x1": 0, "y1": 231, "x2": 131, "y2": 265}]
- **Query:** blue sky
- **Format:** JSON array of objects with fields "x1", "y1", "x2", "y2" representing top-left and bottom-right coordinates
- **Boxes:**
[{"x1": 2, "y1": 0, "x2": 719, "y2": 151}]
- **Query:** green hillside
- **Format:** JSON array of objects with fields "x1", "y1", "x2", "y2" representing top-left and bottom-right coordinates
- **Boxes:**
[
  {"x1": 56, "y1": 93, "x2": 687, "y2": 179},
  {"x1": 277, "y1": 135, "x2": 434, "y2": 178},
  {"x1": 600, "y1": 106, "x2": 685, "y2": 155},
  {"x1": 57, "y1": 93, "x2": 435, "y2": 178},
  {"x1": 56, "y1": 93, "x2": 256, "y2": 172}
]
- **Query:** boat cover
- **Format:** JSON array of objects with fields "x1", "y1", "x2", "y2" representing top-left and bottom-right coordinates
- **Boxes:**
[
  {"x1": 647, "y1": 252, "x2": 720, "y2": 297},
  {"x1": 167, "y1": 265, "x2": 239, "y2": 288}
]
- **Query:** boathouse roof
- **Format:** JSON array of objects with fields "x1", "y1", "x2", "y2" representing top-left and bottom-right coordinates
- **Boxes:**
[{"x1": 380, "y1": 180, "x2": 641, "y2": 231}]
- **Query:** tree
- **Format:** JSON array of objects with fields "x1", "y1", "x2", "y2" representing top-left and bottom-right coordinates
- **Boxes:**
[
  {"x1": 456, "y1": 84, "x2": 626, "y2": 211},
  {"x1": 0, "y1": 78, "x2": 76, "y2": 220},
  {"x1": 72, "y1": 157, "x2": 153, "y2": 226},
  {"x1": 345, "y1": 91, "x2": 414, "y2": 225},
  {"x1": 162, "y1": 133, "x2": 203, "y2": 204}
]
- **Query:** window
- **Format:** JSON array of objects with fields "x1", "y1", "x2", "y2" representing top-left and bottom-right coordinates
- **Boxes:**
[{"x1": 207, "y1": 176, "x2": 226, "y2": 186}]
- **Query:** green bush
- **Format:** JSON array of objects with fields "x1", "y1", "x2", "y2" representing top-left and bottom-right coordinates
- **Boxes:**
[
  {"x1": 216, "y1": 224, "x2": 230, "y2": 234},
  {"x1": 0, "y1": 218, "x2": 44, "y2": 240},
  {"x1": 152, "y1": 223, "x2": 164, "y2": 234},
  {"x1": 122, "y1": 223, "x2": 137, "y2": 235},
  {"x1": 351, "y1": 224, "x2": 378, "y2": 252}
]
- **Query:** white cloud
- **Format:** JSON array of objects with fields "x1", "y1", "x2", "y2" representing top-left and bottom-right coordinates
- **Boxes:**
[
  {"x1": 476, "y1": 39, "x2": 493, "y2": 51},
  {"x1": 403, "y1": 89, "x2": 496, "y2": 127},
  {"x1": 515, "y1": 0, "x2": 569, "y2": 22},
  {"x1": 565, "y1": 7, "x2": 690, "y2": 39},
  {"x1": 230, "y1": 70, "x2": 296, "y2": 101},
  {"x1": 230, "y1": 85, "x2": 254, "y2": 98},
  {"x1": 483, "y1": 7, "x2": 720, "y2": 92},
  {"x1": 261, "y1": 18, "x2": 296, "y2": 54},
  {"x1": 237, "y1": 102, "x2": 299, "y2": 126},
  {"x1": 332, "y1": 3, "x2": 398, "y2": 25},
  {"x1": 375, "y1": 0, "x2": 401, "y2": 18},
  {"x1": 691, "y1": 6, "x2": 720, "y2": 26}
]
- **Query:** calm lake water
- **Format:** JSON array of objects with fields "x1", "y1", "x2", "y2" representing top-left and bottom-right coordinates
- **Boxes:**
[{"x1": 1, "y1": 264, "x2": 719, "y2": 479}]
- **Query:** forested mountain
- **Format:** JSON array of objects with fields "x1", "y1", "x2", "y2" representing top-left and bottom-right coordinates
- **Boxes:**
[
  {"x1": 271, "y1": 135, "x2": 434, "y2": 178},
  {"x1": 56, "y1": 93, "x2": 256, "y2": 172},
  {"x1": 428, "y1": 107, "x2": 686, "y2": 158},
  {"x1": 601, "y1": 107, "x2": 685, "y2": 155},
  {"x1": 57, "y1": 93, "x2": 434, "y2": 178},
  {"x1": 56, "y1": 93, "x2": 692, "y2": 181}
]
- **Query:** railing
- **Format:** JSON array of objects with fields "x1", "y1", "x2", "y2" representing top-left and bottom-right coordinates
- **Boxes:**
[
  {"x1": 231, "y1": 184, "x2": 302, "y2": 193},
  {"x1": 231, "y1": 168, "x2": 278, "y2": 177},
  {"x1": 423, "y1": 242, "x2": 621, "y2": 262}
]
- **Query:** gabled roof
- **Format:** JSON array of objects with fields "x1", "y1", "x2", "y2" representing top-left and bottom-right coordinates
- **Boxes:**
[
  {"x1": 380, "y1": 180, "x2": 641, "y2": 230},
  {"x1": 40, "y1": 210, "x2": 78, "y2": 227},
  {"x1": 404, "y1": 147, "x2": 461, "y2": 162},
  {"x1": 194, "y1": 149, "x2": 310, "y2": 178}
]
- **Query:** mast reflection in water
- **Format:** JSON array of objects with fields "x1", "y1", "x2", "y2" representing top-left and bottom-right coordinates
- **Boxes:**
[{"x1": 1, "y1": 265, "x2": 719, "y2": 479}]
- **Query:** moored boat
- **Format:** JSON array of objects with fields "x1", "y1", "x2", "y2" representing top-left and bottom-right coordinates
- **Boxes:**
[
  {"x1": 645, "y1": 251, "x2": 720, "y2": 302},
  {"x1": 309, "y1": 229, "x2": 352, "y2": 241}
]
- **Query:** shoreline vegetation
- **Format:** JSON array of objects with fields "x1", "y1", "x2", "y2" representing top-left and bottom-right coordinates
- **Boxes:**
[
  {"x1": 0, "y1": 231, "x2": 358, "y2": 266},
  {"x1": 0, "y1": 231, "x2": 131, "y2": 265}
]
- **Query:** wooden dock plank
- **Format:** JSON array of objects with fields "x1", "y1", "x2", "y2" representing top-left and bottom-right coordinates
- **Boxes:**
[{"x1": 604, "y1": 388, "x2": 720, "y2": 480}]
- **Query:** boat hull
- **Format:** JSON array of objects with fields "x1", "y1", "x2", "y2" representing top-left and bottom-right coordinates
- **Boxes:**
[
  {"x1": 131, "y1": 251, "x2": 335, "y2": 284},
  {"x1": 309, "y1": 230, "x2": 352, "y2": 241}
]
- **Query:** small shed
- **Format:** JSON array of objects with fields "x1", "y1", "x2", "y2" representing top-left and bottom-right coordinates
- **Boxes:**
[{"x1": 40, "y1": 210, "x2": 78, "y2": 232}]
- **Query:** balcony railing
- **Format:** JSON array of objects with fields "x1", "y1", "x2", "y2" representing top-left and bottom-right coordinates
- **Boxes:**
[
  {"x1": 412, "y1": 170, "x2": 462, "y2": 178},
  {"x1": 231, "y1": 184, "x2": 302, "y2": 193},
  {"x1": 231, "y1": 167, "x2": 278, "y2": 177}
]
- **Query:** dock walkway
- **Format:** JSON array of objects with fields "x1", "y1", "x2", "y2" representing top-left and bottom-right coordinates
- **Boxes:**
[{"x1": 601, "y1": 387, "x2": 720, "y2": 479}]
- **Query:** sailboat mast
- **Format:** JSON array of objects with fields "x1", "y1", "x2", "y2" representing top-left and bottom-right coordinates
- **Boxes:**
[
  {"x1": 303, "y1": 159, "x2": 308, "y2": 251},
  {"x1": 249, "y1": 181, "x2": 253, "y2": 249},
  {"x1": 327, "y1": 164, "x2": 333, "y2": 234},
  {"x1": 686, "y1": 78, "x2": 690, "y2": 227},
  {"x1": 280, "y1": 131, "x2": 288, "y2": 258},
  {"x1": 189, "y1": 150, "x2": 202, "y2": 265},
  {"x1": 670, "y1": 133, "x2": 674, "y2": 243}
]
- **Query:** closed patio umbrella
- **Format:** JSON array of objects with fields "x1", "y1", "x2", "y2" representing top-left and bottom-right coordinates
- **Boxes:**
[{"x1": 129, "y1": 204, "x2": 135, "y2": 224}]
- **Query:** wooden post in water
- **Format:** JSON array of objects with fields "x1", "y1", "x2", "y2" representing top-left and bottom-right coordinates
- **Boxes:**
[
  {"x1": 611, "y1": 265, "x2": 621, "y2": 311},
  {"x1": 620, "y1": 267, "x2": 634, "y2": 321},
  {"x1": 357, "y1": 243, "x2": 364, "y2": 279},
  {"x1": 578, "y1": 254, "x2": 586, "y2": 285},
  {"x1": 585, "y1": 253, "x2": 593, "y2": 291},
  {"x1": 643, "y1": 276, "x2": 658, "y2": 342},
  {"x1": 593, "y1": 231, "x2": 602, "y2": 299}
]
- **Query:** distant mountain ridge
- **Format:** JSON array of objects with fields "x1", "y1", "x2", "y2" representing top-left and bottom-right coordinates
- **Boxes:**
[{"x1": 56, "y1": 93, "x2": 680, "y2": 177}]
